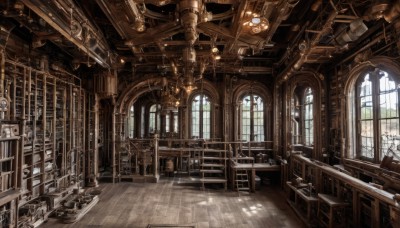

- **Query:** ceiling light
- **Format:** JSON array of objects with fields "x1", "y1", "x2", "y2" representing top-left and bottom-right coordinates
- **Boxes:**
[
  {"x1": 214, "y1": 55, "x2": 221, "y2": 60},
  {"x1": 183, "y1": 75, "x2": 197, "y2": 94},
  {"x1": 184, "y1": 84, "x2": 196, "y2": 94},
  {"x1": 161, "y1": 83, "x2": 180, "y2": 112},
  {"x1": 134, "y1": 20, "x2": 146, "y2": 32},
  {"x1": 243, "y1": 13, "x2": 269, "y2": 34},
  {"x1": 251, "y1": 17, "x2": 261, "y2": 25},
  {"x1": 212, "y1": 47, "x2": 219, "y2": 53}
]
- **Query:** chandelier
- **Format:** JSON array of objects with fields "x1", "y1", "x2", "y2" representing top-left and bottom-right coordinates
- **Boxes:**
[
  {"x1": 242, "y1": 11, "x2": 269, "y2": 34},
  {"x1": 160, "y1": 78, "x2": 181, "y2": 112}
]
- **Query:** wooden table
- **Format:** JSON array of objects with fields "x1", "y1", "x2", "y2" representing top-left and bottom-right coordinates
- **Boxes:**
[
  {"x1": 230, "y1": 161, "x2": 281, "y2": 192},
  {"x1": 158, "y1": 147, "x2": 202, "y2": 174}
]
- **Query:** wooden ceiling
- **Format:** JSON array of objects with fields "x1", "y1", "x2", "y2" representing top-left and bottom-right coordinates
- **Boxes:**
[{"x1": 1, "y1": 0, "x2": 398, "y2": 81}]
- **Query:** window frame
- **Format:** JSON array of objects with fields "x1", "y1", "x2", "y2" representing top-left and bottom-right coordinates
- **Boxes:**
[
  {"x1": 149, "y1": 104, "x2": 161, "y2": 135},
  {"x1": 163, "y1": 110, "x2": 179, "y2": 134},
  {"x1": 128, "y1": 105, "x2": 135, "y2": 138},
  {"x1": 190, "y1": 93, "x2": 212, "y2": 139},
  {"x1": 240, "y1": 93, "x2": 265, "y2": 142},
  {"x1": 354, "y1": 69, "x2": 400, "y2": 161},
  {"x1": 303, "y1": 87, "x2": 314, "y2": 147}
]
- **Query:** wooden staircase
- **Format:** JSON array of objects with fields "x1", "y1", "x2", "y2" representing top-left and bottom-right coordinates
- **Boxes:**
[{"x1": 200, "y1": 147, "x2": 227, "y2": 190}]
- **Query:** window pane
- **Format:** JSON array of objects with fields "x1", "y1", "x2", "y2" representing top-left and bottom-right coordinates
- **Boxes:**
[
  {"x1": 129, "y1": 105, "x2": 134, "y2": 138},
  {"x1": 379, "y1": 71, "x2": 399, "y2": 160},
  {"x1": 191, "y1": 95, "x2": 201, "y2": 138},
  {"x1": 149, "y1": 104, "x2": 161, "y2": 134},
  {"x1": 191, "y1": 94, "x2": 212, "y2": 139},
  {"x1": 360, "y1": 74, "x2": 372, "y2": 96},
  {"x1": 242, "y1": 95, "x2": 251, "y2": 141},
  {"x1": 254, "y1": 97, "x2": 264, "y2": 141},
  {"x1": 141, "y1": 106, "x2": 145, "y2": 137},
  {"x1": 149, "y1": 104, "x2": 156, "y2": 133},
  {"x1": 173, "y1": 112, "x2": 178, "y2": 133},
  {"x1": 360, "y1": 119, "x2": 374, "y2": 158},
  {"x1": 192, "y1": 110, "x2": 200, "y2": 138},
  {"x1": 358, "y1": 74, "x2": 374, "y2": 158},
  {"x1": 304, "y1": 88, "x2": 314, "y2": 146},
  {"x1": 360, "y1": 97, "x2": 373, "y2": 119},
  {"x1": 241, "y1": 95, "x2": 264, "y2": 141},
  {"x1": 165, "y1": 113, "x2": 170, "y2": 132},
  {"x1": 203, "y1": 110, "x2": 211, "y2": 139}
]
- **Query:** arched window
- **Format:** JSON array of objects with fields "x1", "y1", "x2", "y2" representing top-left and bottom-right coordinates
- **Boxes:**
[
  {"x1": 191, "y1": 94, "x2": 211, "y2": 139},
  {"x1": 241, "y1": 94, "x2": 264, "y2": 142},
  {"x1": 149, "y1": 104, "x2": 161, "y2": 134},
  {"x1": 128, "y1": 105, "x2": 134, "y2": 138},
  {"x1": 303, "y1": 88, "x2": 314, "y2": 146},
  {"x1": 356, "y1": 70, "x2": 400, "y2": 161}
]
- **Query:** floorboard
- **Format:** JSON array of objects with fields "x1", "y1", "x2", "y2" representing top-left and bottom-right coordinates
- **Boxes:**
[{"x1": 40, "y1": 177, "x2": 303, "y2": 228}]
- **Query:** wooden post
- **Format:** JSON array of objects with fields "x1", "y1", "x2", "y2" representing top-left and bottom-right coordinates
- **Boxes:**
[{"x1": 153, "y1": 133, "x2": 159, "y2": 182}]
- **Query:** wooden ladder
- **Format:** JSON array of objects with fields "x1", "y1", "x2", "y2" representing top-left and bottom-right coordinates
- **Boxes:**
[{"x1": 235, "y1": 169, "x2": 250, "y2": 194}]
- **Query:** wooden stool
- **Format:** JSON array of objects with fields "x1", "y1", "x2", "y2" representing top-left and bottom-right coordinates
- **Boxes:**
[{"x1": 318, "y1": 193, "x2": 349, "y2": 228}]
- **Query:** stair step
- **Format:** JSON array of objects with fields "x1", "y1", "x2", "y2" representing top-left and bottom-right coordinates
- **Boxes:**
[
  {"x1": 235, "y1": 180, "x2": 248, "y2": 182},
  {"x1": 203, "y1": 149, "x2": 226, "y2": 152},
  {"x1": 202, "y1": 157, "x2": 226, "y2": 160},
  {"x1": 237, "y1": 187, "x2": 250, "y2": 191},
  {"x1": 199, "y1": 169, "x2": 223, "y2": 173},
  {"x1": 233, "y1": 157, "x2": 255, "y2": 160},
  {"x1": 236, "y1": 173, "x2": 247, "y2": 176},
  {"x1": 201, "y1": 164, "x2": 225, "y2": 168},
  {"x1": 200, "y1": 178, "x2": 227, "y2": 183}
]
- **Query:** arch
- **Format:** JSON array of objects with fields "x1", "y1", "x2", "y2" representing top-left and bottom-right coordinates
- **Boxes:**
[
  {"x1": 232, "y1": 81, "x2": 273, "y2": 142},
  {"x1": 283, "y1": 70, "x2": 324, "y2": 159},
  {"x1": 232, "y1": 81, "x2": 272, "y2": 105},
  {"x1": 116, "y1": 75, "x2": 173, "y2": 114},
  {"x1": 185, "y1": 79, "x2": 220, "y2": 107},
  {"x1": 185, "y1": 79, "x2": 221, "y2": 139}
]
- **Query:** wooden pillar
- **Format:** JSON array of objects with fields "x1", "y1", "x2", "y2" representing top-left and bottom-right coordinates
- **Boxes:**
[
  {"x1": 94, "y1": 94, "x2": 100, "y2": 181},
  {"x1": 112, "y1": 97, "x2": 117, "y2": 183},
  {"x1": 153, "y1": 133, "x2": 159, "y2": 182}
]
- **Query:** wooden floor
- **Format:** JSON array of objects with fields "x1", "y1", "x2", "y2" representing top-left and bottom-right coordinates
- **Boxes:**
[{"x1": 41, "y1": 177, "x2": 303, "y2": 228}]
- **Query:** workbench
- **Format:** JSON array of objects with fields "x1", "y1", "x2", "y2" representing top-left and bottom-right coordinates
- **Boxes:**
[
  {"x1": 158, "y1": 146, "x2": 203, "y2": 174},
  {"x1": 230, "y1": 161, "x2": 281, "y2": 192}
]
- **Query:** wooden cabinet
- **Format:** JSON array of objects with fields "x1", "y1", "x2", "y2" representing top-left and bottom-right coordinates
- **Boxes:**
[
  {"x1": 288, "y1": 155, "x2": 400, "y2": 228},
  {"x1": 390, "y1": 206, "x2": 400, "y2": 228},
  {"x1": 0, "y1": 123, "x2": 20, "y2": 227},
  {"x1": 2, "y1": 58, "x2": 90, "y2": 226},
  {"x1": 286, "y1": 181, "x2": 318, "y2": 226},
  {"x1": 318, "y1": 193, "x2": 349, "y2": 227}
]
